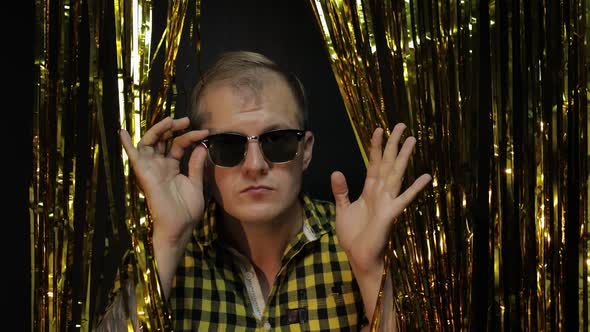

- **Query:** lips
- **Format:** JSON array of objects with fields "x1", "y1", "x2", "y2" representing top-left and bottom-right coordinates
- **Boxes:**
[{"x1": 240, "y1": 185, "x2": 273, "y2": 194}]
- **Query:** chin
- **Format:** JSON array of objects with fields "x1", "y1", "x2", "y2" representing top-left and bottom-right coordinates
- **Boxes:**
[
  {"x1": 230, "y1": 201, "x2": 283, "y2": 224},
  {"x1": 214, "y1": 184, "x2": 301, "y2": 224},
  {"x1": 220, "y1": 192, "x2": 299, "y2": 224}
]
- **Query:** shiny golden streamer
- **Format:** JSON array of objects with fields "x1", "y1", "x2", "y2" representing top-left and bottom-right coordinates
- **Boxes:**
[
  {"x1": 112, "y1": 0, "x2": 165, "y2": 329},
  {"x1": 310, "y1": 0, "x2": 589, "y2": 331},
  {"x1": 114, "y1": 0, "x2": 197, "y2": 330},
  {"x1": 377, "y1": 1, "x2": 476, "y2": 330},
  {"x1": 32, "y1": 0, "x2": 198, "y2": 330},
  {"x1": 309, "y1": 0, "x2": 390, "y2": 166},
  {"x1": 113, "y1": 0, "x2": 192, "y2": 330},
  {"x1": 32, "y1": 0, "x2": 101, "y2": 330},
  {"x1": 149, "y1": 1, "x2": 190, "y2": 124}
]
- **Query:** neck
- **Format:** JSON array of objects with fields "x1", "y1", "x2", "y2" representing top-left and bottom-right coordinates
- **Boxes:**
[
  {"x1": 220, "y1": 200, "x2": 304, "y2": 298},
  {"x1": 220, "y1": 200, "x2": 304, "y2": 269}
]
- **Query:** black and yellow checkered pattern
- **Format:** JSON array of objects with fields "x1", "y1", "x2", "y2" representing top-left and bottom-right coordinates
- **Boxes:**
[{"x1": 170, "y1": 195, "x2": 367, "y2": 331}]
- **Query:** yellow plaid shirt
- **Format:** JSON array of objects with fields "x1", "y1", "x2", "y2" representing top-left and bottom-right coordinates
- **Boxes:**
[{"x1": 170, "y1": 194, "x2": 367, "y2": 331}]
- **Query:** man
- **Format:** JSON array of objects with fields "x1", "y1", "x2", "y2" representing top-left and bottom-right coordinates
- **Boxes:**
[{"x1": 116, "y1": 51, "x2": 431, "y2": 330}]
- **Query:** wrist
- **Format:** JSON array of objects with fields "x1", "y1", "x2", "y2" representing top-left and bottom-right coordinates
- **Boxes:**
[
  {"x1": 350, "y1": 259, "x2": 385, "y2": 320},
  {"x1": 152, "y1": 231, "x2": 193, "y2": 300},
  {"x1": 153, "y1": 223, "x2": 194, "y2": 249}
]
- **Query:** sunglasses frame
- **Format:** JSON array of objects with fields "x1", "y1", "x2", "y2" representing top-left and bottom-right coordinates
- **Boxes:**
[{"x1": 200, "y1": 129, "x2": 306, "y2": 168}]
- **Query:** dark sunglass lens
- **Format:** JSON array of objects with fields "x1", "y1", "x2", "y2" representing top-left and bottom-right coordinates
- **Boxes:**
[
  {"x1": 207, "y1": 134, "x2": 246, "y2": 167},
  {"x1": 260, "y1": 130, "x2": 301, "y2": 162}
]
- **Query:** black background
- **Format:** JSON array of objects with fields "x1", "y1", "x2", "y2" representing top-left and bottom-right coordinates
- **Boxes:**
[{"x1": 167, "y1": 0, "x2": 366, "y2": 201}]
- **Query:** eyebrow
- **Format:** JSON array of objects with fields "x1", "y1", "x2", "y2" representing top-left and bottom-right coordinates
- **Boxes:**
[{"x1": 204, "y1": 123, "x2": 296, "y2": 136}]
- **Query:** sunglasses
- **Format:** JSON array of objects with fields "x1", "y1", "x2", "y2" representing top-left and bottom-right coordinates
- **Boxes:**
[{"x1": 200, "y1": 129, "x2": 306, "y2": 167}]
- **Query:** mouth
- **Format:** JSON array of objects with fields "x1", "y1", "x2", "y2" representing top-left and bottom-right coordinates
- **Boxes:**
[{"x1": 240, "y1": 185, "x2": 273, "y2": 194}]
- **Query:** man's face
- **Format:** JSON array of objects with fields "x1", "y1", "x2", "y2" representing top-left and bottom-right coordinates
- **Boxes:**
[{"x1": 198, "y1": 71, "x2": 314, "y2": 225}]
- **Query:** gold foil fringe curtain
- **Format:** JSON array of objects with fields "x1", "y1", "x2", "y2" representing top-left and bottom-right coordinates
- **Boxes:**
[
  {"x1": 309, "y1": 0, "x2": 588, "y2": 331},
  {"x1": 308, "y1": 0, "x2": 390, "y2": 164},
  {"x1": 32, "y1": 0, "x2": 588, "y2": 330},
  {"x1": 33, "y1": 0, "x2": 101, "y2": 329},
  {"x1": 32, "y1": 0, "x2": 199, "y2": 330}
]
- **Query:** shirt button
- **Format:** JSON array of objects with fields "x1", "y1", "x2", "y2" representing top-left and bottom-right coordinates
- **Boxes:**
[
  {"x1": 263, "y1": 321, "x2": 271, "y2": 331},
  {"x1": 244, "y1": 271, "x2": 254, "y2": 280}
]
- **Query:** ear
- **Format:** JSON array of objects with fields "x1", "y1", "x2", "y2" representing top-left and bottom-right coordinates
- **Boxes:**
[{"x1": 302, "y1": 131, "x2": 314, "y2": 171}]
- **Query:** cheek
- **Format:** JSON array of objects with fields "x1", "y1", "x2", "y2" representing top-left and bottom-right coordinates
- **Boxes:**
[
  {"x1": 211, "y1": 168, "x2": 235, "y2": 200},
  {"x1": 277, "y1": 163, "x2": 304, "y2": 194},
  {"x1": 210, "y1": 160, "x2": 305, "y2": 202}
]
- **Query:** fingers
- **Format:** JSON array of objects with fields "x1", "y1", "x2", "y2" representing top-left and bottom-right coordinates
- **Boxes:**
[
  {"x1": 120, "y1": 117, "x2": 198, "y2": 168},
  {"x1": 156, "y1": 140, "x2": 167, "y2": 155},
  {"x1": 364, "y1": 173, "x2": 432, "y2": 252},
  {"x1": 129, "y1": 116, "x2": 196, "y2": 158},
  {"x1": 138, "y1": 117, "x2": 190, "y2": 148},
  {"x1": 385, "y1": 136, "x2": 417, "y2": 196},
  {"x1": 366, "y1": 128, "x2": 384, "y2": 179},
  {"x1": 167, "y1": 129, "x2": 210, "y2": 160},
  {"x1": 379, "y1": 123, "x2": 406, "y2": 177},
  {"x1": 187, "y1": 144, "x2": 209, "y2": 185},
  {"x1": 395, "y1": 173, "x2": 432, "y2": 208},
  {"x1": 331, "y1": 171, "x2": 351, "y2": 210},
  {"x1": 374, "y1": 123, "x2": 421, "y2": 197},
  {"x1": 120, "y1": 129, "x2": 139, "y2": 162}
]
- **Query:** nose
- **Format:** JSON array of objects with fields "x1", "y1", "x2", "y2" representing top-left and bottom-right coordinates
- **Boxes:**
[{"x1": 241, "y1": 139, "x2": 269, "y2": 177}]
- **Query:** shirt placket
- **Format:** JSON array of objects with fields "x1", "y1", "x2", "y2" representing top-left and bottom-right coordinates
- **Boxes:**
[
  {"x1": 225, "y1": 220, "x2": 320, "y2": 331},
  {"x1": 261, "y1": 221, "x2": 320, "y2": 330}
]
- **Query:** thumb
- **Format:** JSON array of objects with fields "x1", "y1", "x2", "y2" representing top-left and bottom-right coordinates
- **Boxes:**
[
  {"x1": 188, "y1": 144, "x2": 208, "y2": 185},
  {"x1": 331, "y1": 171, "x2": 350, "y2": 210},
  {"x1": 119, "y1": 129, "x2": 138, "y2": 163}
]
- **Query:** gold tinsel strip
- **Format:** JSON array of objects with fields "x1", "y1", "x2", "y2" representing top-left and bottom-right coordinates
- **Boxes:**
[
  {"x1": 310, "y1": 0, "x2": 588, "y2": 331},
  {"x1": 113, "y1": 0, "x2": 171, "y2": 329},
  {"x1": 32, "y1": 0, "x2": 102, "y2": 330},
  {"x1": 114, "y1": 0, "x2": 195, "y2": 329},
  {"x1": 308, "y1": 0, "x2": 389, "y2": 166}
]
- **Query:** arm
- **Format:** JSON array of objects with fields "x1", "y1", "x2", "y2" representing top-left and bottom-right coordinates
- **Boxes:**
[
  {"x1": 120, "y1": 116, "x2": 209, "y2": 298},
  {"x1": 96, "y1": 278, "x2": 139, "y2": 331},
  {"x1": 330, "y1": 124, "x2": 431, "y2": 331},
  {"x1": 358, "y1": 266, "x2": 397, "y2": 331}
]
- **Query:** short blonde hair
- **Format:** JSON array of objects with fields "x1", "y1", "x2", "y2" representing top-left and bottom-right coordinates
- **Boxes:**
[{"x1": 189, "y1": 51, "x2": 308, "y2": 129}]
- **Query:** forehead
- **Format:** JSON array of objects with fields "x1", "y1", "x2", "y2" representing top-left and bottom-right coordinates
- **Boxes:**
[{"x1": 198, "y1": 70, "x2": 302, "y2": 132}]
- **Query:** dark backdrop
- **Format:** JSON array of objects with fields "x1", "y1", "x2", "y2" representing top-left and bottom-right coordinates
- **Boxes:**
[{"x1": 164, "y1": 0, "x2": 367, "y2": 202}]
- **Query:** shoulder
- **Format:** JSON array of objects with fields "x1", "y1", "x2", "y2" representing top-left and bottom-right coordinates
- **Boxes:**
[
  {"x1": 301, "y1": 194, "x2": 336, "y2": 234},
  {"x1": 307, "y1": 196, "x2": 335, "y2": 216}
]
